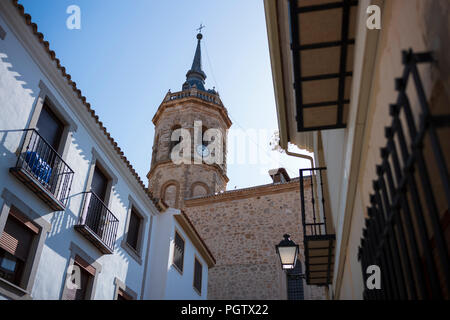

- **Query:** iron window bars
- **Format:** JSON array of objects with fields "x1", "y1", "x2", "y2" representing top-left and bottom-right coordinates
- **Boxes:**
[
  {"x1": 358, "y1": 50, "x2": 450, "y2": 300},
  {"x1": 10, "y1": 128, "x2": 74, "y2": 210},
  {"x1": 288, "y1": 0, "x2": 358, "y2": 131},
  {"x1": 75, "y1": 191, "x2": 119, "y2": 254},
  {"x1": 300, "y1": 168, "x2": 336, "y2": 285}
]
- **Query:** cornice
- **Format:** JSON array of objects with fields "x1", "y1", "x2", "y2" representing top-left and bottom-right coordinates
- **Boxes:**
[
  {"x1": 184, "y1": 178, "x2": 302, "y2": 207},
  {"x1": 152, "y1": 96, "x2": 232, "y2": 129},
  {"x1": 147, "y1": 160, "x2": 229, "y2": 183}
]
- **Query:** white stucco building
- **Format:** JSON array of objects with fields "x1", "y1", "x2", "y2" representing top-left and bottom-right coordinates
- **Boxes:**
[{"x1": 0, "y1": 0, "x2": 214, "y2": 300}]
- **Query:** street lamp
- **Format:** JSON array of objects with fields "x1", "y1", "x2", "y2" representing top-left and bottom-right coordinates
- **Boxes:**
[{"x1": 275, "y1": 234, "x2": 299, "y2": 270}]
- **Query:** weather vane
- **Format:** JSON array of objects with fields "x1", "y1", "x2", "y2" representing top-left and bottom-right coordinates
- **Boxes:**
[{"x1": 197, "y1": 23, "x2": 205, "y2": 34}]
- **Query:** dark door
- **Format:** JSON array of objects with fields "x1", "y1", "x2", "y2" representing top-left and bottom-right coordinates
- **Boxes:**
[
  {"x1": 91, "y1": 166, "x2": 108, "y2": 202},
  {"x1": 36, "y1": 103, "x2": 64, "y2": 152},
  {"x1": 89, "y1": 166, "x2": 109, "y2": 238}
]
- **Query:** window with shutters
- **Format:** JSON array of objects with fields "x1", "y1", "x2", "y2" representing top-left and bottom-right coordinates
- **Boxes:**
[
  {"x1": 0, "y1": 209, "x2": 38, "y2": 288},
  {"x1": 113, "y1": 277, "x2": 137, "y2": 300},
  {"x1": 193, "y1": 257, "x2": 202, "y2": 295},
  {"x1": 63, "y1": 254, "x2": 96, "y2": 300},
  {"x1": 172, "y1": 231, "x2": 185, "y2": 273},
  {"x1": 117, "y1": 288, "x2": 133, "y2": 300}
]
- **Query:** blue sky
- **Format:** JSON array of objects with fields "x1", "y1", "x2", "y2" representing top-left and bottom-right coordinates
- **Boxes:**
[{"x1": 20, "y1": 0, "x2": 312, "y2": 190}]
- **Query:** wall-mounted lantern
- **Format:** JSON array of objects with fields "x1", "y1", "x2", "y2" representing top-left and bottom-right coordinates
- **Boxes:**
[{"x1": 275, "y1": 234, "x2": 299, "y2": 270}]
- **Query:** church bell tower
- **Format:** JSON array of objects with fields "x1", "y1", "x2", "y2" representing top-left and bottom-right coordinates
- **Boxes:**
[{"x1": 147, "y1": 31, "x2": 232, "y2": 208}]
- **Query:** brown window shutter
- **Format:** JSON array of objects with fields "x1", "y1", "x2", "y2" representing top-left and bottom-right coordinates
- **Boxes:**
[
  {"x1": 64, "y1": 267, "x2": 91, "y2": 300},
  {"x1": 74, "y1": 255, "x2": 96, "y2": 276},
  {"x1": 0, "y1": 216, "x2": 34, "y2": 261},
  {"x1": 8, "y1": 207, "x2": 39, "y2": 234},
  {"x1": 117, "y1": 288, "x2": 133, "y2": 300},
  {"x1": 173, "y1": 232, "x2": 185, "y2": 272},
  {"x1": 193, "y1": 258, "x2": 202, "y2": 294}
]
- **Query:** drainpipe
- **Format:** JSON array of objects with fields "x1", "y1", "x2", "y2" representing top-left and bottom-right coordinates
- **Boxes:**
[{"x1": 285, "y1": 150, "x2": 314, "y2": 169}]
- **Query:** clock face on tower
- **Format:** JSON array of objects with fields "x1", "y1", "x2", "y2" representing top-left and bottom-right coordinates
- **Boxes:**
[{"x1": 196, "y1": 144, "x2": 210, "y2": 157}]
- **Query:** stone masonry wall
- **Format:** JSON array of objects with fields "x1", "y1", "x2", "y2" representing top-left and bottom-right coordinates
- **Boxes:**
[{"x1": 184, "y1": 180, "x2": 327, "y2": 300}]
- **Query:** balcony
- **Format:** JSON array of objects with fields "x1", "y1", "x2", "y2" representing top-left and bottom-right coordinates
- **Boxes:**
[
  {"x1": 300, "y1": 168, "x2": 336, "y2": 286},
  {"x1": 75, "y1": 191, "x2": 119, "y2": 254},
  {"x1": 165, "y1": 88, "x2": 223, "y2": 106},
  {"x1": 9, "y1": 129, "x2": 74, "y2": 211}
]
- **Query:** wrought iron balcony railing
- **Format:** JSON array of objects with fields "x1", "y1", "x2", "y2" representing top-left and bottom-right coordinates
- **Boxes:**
[
  {"x1": 300, "y1": 167, "x2": 336, "y2": 286},
  {"x1": 9, "y1": 129, "x2": 74, "y2": 211},
  {"x1": 75, "y1": 191, "x2": 119, "y2": 254},
  {"x1": 358, "y1": 50, "x2": 450, "y2": 300}
]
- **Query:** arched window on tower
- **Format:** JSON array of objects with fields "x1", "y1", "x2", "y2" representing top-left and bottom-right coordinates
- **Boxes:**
[
  {"x1": 190, "y1": 182, "x2": 210, "y2": 198},
  {"x1": 197, "y1": 126, "x2": 210, "y2": 160},
  {"x1": 169, "y1": 125, "x2": 182, "y2": 156},
  {"x1": 151, "y1": 134, "x2": 159, "y2": 166},
  {"x1": 162, "y1": 182, "x2": 179, "y2": 208},
  {"x1": 286, "y1": 259, "x2": 304, "y2": 300},
  {"x1": 202, "y1": 126, "x2": 209, "y2": 150}
]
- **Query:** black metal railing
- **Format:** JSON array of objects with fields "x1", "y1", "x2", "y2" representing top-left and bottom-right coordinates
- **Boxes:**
[
  {"x1": 300, "y1": 168, "x2": 330, "y2": 237},
  {"x1": 12, "y1": 128, "x2": 74, "y2": 208},
  {"x1": 358, "y1": 50, "x2": 450, "y2": 300},
  {"x1": 77, "y1": 191, "x2": 119, "y2": 253},
  {"x1": 300, "y1": 167, "x2": 336, "y2": 285}
]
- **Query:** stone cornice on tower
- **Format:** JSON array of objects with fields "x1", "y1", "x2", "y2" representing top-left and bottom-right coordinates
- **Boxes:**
[
  {"x1": 152, "y1": 88, "x2": 232, "y2": 128},
  {"x1": 146, "y1": 160, "x2": 230, "y2": 184}
]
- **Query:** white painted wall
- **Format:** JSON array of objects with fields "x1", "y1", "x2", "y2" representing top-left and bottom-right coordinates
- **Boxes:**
[
  {"x1": 0, "y1": 4, "x2": 161, "y2": 300},
  {"x1": 144, "y1": 208, "x2": 209, "y2": 300}
]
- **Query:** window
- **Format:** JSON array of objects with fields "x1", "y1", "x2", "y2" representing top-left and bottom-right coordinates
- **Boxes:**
[
  {"x1": 91, "y1": 165, "x2": 108, "y2": 202},
  {"x1": 162, "y1": 182, "x2": 179, "y2": 208},
  {"x1": 64, "y1": 255, "x2": 95, "y2": 300},
  {"x1": 121, "y1": 199, "x2": 147, "y2": 264},
  {"x1": 0, "y1": 189, "x2": 51, "y2": 299},
  {"x1": 126, "y1": 208, "x2": 141, "y2": 251},
  {"x1": 35, "y1": 102, "x2": 64, "y2": 151},
  {"x1": 286, "y1": 260, "x2": 304, "y2": 300},
  {"x1": 117, "y1": 288, "x2": 133, "y2": 300},
  {"x1": 170, "y1": 125, "x2": 182, "y2": 154},
  {"x1": 0, "y1": 24, "x2": 6, "y2": 40},
  {"x1": 62, "y1": 242, "x2": 101, "y2": 300},
  {"x1": 193, "y1": 257, "x2": 203, "y2": 295},
  {"x1": 114, "y1": 277, "x2": 137, "y2": 300},
  {"x1": 172, "y1": 231, "x2": 185, "y2": 273},
  {"x1": 0, "y1": 208, "x2": 38, "y2": 287}
]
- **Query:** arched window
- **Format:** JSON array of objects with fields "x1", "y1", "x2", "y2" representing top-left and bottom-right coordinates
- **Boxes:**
[
  {"x1": 170, "y1": 125, "x2": 182, "y2": 153},
  {"x1": 190, "y1": 182, "x2": 209, "y2": 198},
  {"x1": 286, "y1": 260, "x2": 304, "y2": 300},
  {"x1": 151, "y1": 134, "x2": 159, "y2": 166},
  {"x1": 162, "y1": 182, "x2": 179, "y2": 208},
  {"x1": 201, "y1": 126, "x2": 208, "y2": 148}
]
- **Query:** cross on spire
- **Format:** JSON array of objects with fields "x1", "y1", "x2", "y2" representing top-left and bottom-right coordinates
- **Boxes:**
[{"x1": 197, "y1": 24, "x2": 205, "y2": 34}]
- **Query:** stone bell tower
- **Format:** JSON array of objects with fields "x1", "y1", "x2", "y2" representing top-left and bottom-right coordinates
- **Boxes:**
[{"x1": 147, "y1": 32, "x2": 232, "y2": 208}]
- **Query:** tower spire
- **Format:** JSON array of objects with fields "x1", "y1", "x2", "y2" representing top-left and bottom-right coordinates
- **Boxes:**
[{"x1": 183, "y1": 28, "x2": 207, "y2": 91}]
